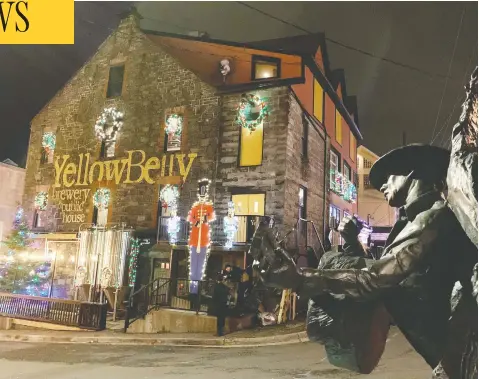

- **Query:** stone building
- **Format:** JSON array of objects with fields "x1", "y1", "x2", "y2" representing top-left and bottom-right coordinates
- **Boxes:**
[
  {"x1": 22, "y1": 15, "x2": 359, "y2": 297},
  {"x1": 0, "y1": 159, "x2": 25, "y2": 244}
]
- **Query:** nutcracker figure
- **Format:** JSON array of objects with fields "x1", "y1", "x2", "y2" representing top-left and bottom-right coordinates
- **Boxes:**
[{"x1": 187, "y1": 179, "x2": 215, "y2": 294}]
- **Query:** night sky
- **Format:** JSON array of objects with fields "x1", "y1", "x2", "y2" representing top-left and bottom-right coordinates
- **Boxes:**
[{"x1": 0, "y1": 1, "x2": 477, "y2": 166}]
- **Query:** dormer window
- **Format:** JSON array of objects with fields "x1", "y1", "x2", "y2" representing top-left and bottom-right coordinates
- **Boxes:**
[{"x1": 252, "y1": 55, "x2": 280, "y2": 80}]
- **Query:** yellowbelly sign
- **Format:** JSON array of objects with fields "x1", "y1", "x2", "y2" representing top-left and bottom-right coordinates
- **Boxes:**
[{"x1": 54, "y1": 150, "x2": 198, "y2": 187}]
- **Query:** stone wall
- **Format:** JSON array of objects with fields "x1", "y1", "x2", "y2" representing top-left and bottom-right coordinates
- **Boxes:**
[
  {"x1": 24, "y1": 16, "x2": 221, "y2": 233},
  {"x1": 215, "y1": 87, "x2": 290, "y2": 239},
  {"x1": 284, "y1": 92, "x2": 329, "y2": 253}
]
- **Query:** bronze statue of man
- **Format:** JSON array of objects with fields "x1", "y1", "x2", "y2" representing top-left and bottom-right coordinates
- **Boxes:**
[{"x1": 250, "y1": 144, "x2": 477, "y2": 378}]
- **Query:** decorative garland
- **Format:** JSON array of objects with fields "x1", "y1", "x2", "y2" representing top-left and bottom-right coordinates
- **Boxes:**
[
  {"x1": 34, "y1": 192, "x2": 48, "y2": 211},
  {"x1": 42, "y1": 132, "x2": 56, "y2": 152},
  {"x1": 237, "y1": 93, "x2": 268, "y2": 132},
  {"x1": 93, "y1": 188, "x2": 111, "y2": 210},
  {"x1": 94, "y1": 107, "x2": 124, "y2": 141},
  {"x1": 159, "y1": 185, "x2": 180, "y2": 209},
  {"x1": 128, "y1": 238, "x2": 140, "y2": 287},
  {"x1": 330, "y1": 169, "x2": 357, "y2": 203},
  {"x1": 165, "y1": 114, "x2": 183, "y2": 137}
]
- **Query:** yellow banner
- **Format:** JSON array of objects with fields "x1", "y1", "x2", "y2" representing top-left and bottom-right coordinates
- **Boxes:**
[{"x1": 0, "y1": 0, "x2": 74, "y2": 44}]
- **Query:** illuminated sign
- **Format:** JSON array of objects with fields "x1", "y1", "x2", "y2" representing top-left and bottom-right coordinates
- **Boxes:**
[{"x1": 54, "y1": 151, "x2": 197, "y2": 187}]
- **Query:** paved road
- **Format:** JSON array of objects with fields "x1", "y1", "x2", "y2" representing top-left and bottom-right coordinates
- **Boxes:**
[{"x1": 0, "y1": 328, "x2": 431, "y2": 379}]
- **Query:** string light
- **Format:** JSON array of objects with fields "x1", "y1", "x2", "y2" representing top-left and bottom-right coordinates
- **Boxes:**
[
  {"x1": 94, "y1": 107, "x2": 124, "y2": 141},
  {"x1": 330, "y1": 169, "x2": 357, "y2": 204},
  {"x1": 159, "y1": 185, "x2": 179, "y2": 209},
  {"x1": 128, "y1": 238, "x2": 140, "y2": 287},
  {"x1": 237, "y1": 93, "x2": 269, "y2": 133},
  {"x1": 223, "y1": 201, "x2": 238, "y2": 249},
  {"x1": 187, "y1": 178, "x2": 215, "y2": 292}
]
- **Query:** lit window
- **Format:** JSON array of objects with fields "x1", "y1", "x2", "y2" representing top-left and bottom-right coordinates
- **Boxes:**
[
  {"x1": 330, "y1": 151, "x2": 339, "y2": 190},
  {"x1": 343, "y1": 163, "x2": 351, "y2": 181},
  {"x1": 33, "y1": 210, "x2": 44, "y2": 228},
  {"x1": 363, "y1": 174, "x2": 373, "y2": 189},
  {"x1": 313, "y1": 80, "x2": 324, "y2": 123},
  {"x1": 299, "y1": 187, "x2": 307, "y2": 219},
  {"x1": 349, "y1": 132, "x2": 356, "y2": 161},
  {"x1": 106, "y1": 65, "x2": 125, "y2": 98},
  {"x1": 92, "y1": 188, "x2": 110, "y2": 226},
  {"x1": 100, "y1": 139, "x2": 116, "y2": 159},
  {"x1": 252, "y1": 56, "x2": 280, "y2": 80},
  {"x1": 239, "y1": 123, "x2": 263, "y2": 166}
]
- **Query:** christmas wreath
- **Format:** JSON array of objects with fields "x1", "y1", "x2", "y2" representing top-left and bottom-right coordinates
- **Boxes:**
[
  {"x1": 165, "y1": 114, "x2": 183, "y2": 137},
  {"x1": 42, "y1": 132, "x2": 56, "y2": 152},
  {"x1": 237, "y1": 94, "x2": 268, "y2": 132},
  {"x1": 94, "y1": 107, "x2": 124, "y2": 141},
  {"x1": 34, "y1": 192, "x2": 48, "y2": 211},
  {"x1": 160, "y1": 185, "x2": 179, "y2": 209},
  {"x1": 93, "y1": 188, "x2": 111, "y2": 210}
]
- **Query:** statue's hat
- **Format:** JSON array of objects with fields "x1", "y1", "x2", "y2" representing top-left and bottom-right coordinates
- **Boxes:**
[{"x1": 369, "y1": 144, "x2": 450, "y2": 191}]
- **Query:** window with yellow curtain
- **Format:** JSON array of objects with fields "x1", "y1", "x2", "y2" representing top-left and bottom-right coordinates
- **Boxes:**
[
  {"x1": 231, "y1": 194, "x2": 265, "y2": 243},
  {"x1": 239, "y1": 125, "x2": 263, "y2": 166},
  {"x1": 335, "y1": 109, "x2": 342, "y2": 145},
  {"x1": 313, "y1": 80, "x2": 324, "y2": 123},
  {"x1": 349, "y1": 131, "x2": 356, "y2": 161}
]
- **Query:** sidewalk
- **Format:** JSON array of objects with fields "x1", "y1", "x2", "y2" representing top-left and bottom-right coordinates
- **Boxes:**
[{"x1": 0, "y1": 320, "x2": 307, "y2": 348}]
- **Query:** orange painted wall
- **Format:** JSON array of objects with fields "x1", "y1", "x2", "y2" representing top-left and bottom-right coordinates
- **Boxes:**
[
  {"x1": 148, "y1": 35, "x2": 303, "y2": 87},
  {"x1": 292, "y1": 66, "x2": 314, "y2": 115}
]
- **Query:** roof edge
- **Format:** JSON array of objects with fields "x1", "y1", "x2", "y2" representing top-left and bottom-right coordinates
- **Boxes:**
[{"x1": 305, "y1": 56, "x2": 363, "y2": 141}]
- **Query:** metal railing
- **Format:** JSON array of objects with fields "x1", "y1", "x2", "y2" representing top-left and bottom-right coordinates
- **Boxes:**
[
  {"x1": 0, "y1": 292, "x2": 107, "y2": 330},
  {"x1": 123, "y1": 277, "x2": 216, "y2": 332}
]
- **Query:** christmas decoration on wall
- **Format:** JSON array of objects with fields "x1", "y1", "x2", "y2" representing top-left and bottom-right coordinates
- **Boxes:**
[
  {"x1": 219, "y1": 59, "x2": 231, "y2": 82},
  {"x1": 93, "y1": 188, "x2": 111, "y2": 210},
  {"x1": 330, "y1": 169, "x2": 357, "y2": 204},
  {"x1": 159, "y1": 185, "x2": 180, "y2": 210},
  {"x1": 167, "y1": 208, "x2": 181, "y2": 245},
  {"x1": 237, "y1": 93, "x2": 268, "y2": 133},
  {"x1": 128, "y1": 238, "x2": 140, "y2": 287},
  {"x1": 165, "y1": 114, "x2": 183, "y2": 137},
  {"x1": 223, "y1": 201, "x2": 238, "y2": 249},
  {"x1": 34, "y1": 192, "x2": 48, "y2": 211},
  {"x1": 41, "y1": 132, "x2": 56, "y2": 153},
  {"x1": 94, "y1": 107, "x2": 124, "y2": 141},
  {"x1": 187, "y1": 178, "x2": 215, "y2": 294}
]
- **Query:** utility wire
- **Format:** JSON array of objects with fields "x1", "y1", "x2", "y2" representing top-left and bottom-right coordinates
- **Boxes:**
[
  {"x1": 429, "y1": 6, "x2": 466, "y2": 142},
  {"x1": 236, "y1": 1, "x2": 465, "y2": 81},
  {"x1": 431, "y1": 45, "x2": 476, "y2": 145}
]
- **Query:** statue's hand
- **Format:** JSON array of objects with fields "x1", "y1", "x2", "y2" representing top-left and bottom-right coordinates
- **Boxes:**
[
  {"x1": 338, "y1": 215, "x2": 363, "y2": 245},
  {"x1": 249, "y1": 220, "x2": 301, "y2": 290},
  {"x1": 257, "y1": 247, "x2": 302, "y2": 291}
]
